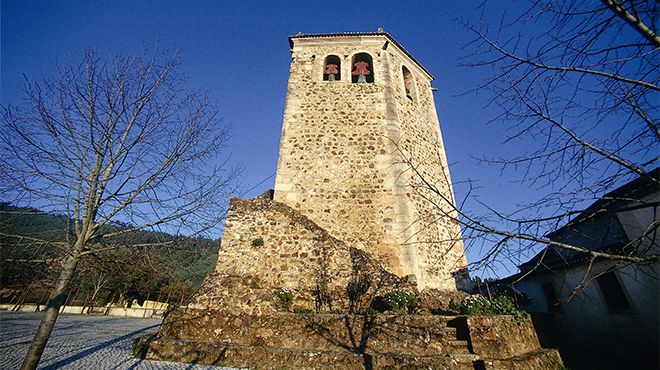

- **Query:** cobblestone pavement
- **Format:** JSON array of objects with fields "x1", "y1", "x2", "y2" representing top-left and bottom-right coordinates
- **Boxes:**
[{"x1": 0, "y1": 312, "x2": 240, "y2": 369}]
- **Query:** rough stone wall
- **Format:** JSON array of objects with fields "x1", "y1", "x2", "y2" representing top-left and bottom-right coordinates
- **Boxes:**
[
  {"x1": 383, "y1": 49, "x2": 468, "y2": 289},
  {"x1": 273, "y1": 38, "x2": 401, "y2": 273},
  {"x1": 274, "y1": 35, "x2": 466, "y2": 290},
  {"x1": 147, "y1": 311, "x2": 564, "y2": 370},
  {"x1": 466, "y1": 316, "x2": 542, "y2": 358},
  {"x1": 208, "y1": 196, "x2": 411, "y2": 312},
  {"x1": 159, "y1": 311, "x2": 465, "y2": 356},
  {"x1": 215, "y1": 197, "x2": 353, "y2": 291}
]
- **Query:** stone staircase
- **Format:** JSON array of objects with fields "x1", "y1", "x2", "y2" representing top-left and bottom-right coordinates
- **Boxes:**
[
  {"x1": 136, "y1": 310, "x2": 563, "y2": 369},
  {"x1": 135, "y1": 196, "x2": 563, "y2": 369}
]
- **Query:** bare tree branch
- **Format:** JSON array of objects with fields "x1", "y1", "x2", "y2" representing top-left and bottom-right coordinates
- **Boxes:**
[{"x1": 0, "y1": 47, "x2": 239, "y2": 370}]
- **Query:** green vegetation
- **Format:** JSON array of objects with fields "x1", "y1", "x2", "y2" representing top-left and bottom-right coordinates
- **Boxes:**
[
  {"x1": 377, "y1": 290, "x2": 418, "y2": 313},
  {"x1": 275, "y1": 287, "x2": 294, "y2": 310},
  {"x1": 251, "y1": 237, "x2": 264, "y2": 247},
  {"x1": 450, "y1": 295, "x2": 528, "y2": 325},
  {"x1": 0, "y1": 203, "x2": 219, "y2": 306},
  {"x1": 293, "y1": 307, "x2": 313, "y2": 314}
]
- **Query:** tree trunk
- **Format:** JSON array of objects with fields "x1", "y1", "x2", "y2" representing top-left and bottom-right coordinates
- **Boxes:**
[
  {"x1": 81, "y1": 293, "x2": 90, "y2": 314},
  {"x1": 89, "y1": 289, "x2": 100, "y2": 311},
  {"x1": 13, "y1": 284, "x2": 32, "y2": 311},
  {"x1": 19, "y1": 253, "x2": 80, "y2": 370}
]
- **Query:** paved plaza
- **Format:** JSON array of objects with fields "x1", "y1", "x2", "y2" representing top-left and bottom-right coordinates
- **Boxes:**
[{"x1": 0, "y1": 312, "x2": 239, "y2": 369}]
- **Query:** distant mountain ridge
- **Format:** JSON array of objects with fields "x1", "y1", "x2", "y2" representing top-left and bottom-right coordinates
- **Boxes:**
[{"x1": 0, "y1": 202, "x2": 219, "y2": 306}]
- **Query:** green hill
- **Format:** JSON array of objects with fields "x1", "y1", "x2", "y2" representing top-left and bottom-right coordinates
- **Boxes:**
[{"x1": 0, "y1": 202, "x2": 219, "y2": 307}]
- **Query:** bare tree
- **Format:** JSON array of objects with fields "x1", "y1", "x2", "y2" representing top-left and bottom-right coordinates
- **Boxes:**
[
  {"x1": 0, "y1": 49, "x2": 239, "y2": 370},
  {"x1": 80, "y1": 261, "x2": 110, "y2": 313},
  {"x1": 409, "y1": 0, "x2": 659, "y2": 279}
]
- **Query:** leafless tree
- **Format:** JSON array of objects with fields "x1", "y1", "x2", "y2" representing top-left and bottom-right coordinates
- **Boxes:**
[
  {"x1": 80, "y1": 261, "x2": 111, "y2": 312},
  {"x1": 410, "y1": 0, "x2": 659, "y2": 280},
  {"x1": 0, "y1": 48, "x2": 239, "y2": 370}
]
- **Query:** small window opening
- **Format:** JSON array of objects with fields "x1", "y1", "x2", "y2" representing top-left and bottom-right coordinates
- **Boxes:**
[
  {"x1": 323, "y1": 55, "x2": 341, "y2": 81},
  {"x1": 542, "y1": 282, "x2": 562, "y2": 312},
  {"x1": 596, "y1": 271, "x2": 631, "y2": 312},
  {"x1": 402, "y1": 66, "x2": 415, "y2": 100},
  {"x1": 351, "y1": 53, "x2": 374, "y2": 83}
]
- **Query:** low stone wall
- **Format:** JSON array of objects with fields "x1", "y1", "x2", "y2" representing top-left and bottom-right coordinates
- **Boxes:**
[
  {"x1": 106, "y1": 307, "x2": 165, "y2": 318},
  {"x1": 140, "y1": 311, "x2": 564, "y2": 369},
  {"x1": 484, "y1": 348, "x2": 564, "y2": 370},
  {"x1": 158, "y1": 310, "x2": 467, "y2": 357},
  {"x1": 467, "y1": 315, "x2": 542, "y2": 358},
  {"x1": 0, "y1": 304, "x2": 165, "y2": 318},
  {"x1": 138, "y1": 338, "x2": 479, "y2": 370}
]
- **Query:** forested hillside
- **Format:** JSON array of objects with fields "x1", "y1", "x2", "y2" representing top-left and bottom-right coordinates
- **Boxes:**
[{"x1": 0, "y1": 203, "x2": 219, "y2": 307}]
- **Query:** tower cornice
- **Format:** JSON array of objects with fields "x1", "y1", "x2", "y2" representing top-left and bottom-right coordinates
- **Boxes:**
[{"x1": 288, "y1": 31, "x2": 434, "y2": 80}]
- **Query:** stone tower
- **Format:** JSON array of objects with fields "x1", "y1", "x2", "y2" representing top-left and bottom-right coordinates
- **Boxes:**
[
  {"x1": 274, "y1": 31, "x2": 467, "y2": 290},
  {"x1": 140, "y1": 33, "x2": 564, "y2": 370}
]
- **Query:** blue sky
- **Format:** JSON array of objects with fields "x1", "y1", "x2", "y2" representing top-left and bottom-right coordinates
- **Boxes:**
[{"x1": 2, "y1": 0, "x2": 545, "y2": 277}]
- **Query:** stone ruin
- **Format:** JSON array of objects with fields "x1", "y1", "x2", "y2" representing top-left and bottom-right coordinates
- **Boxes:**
[{"x1": 136, "y1": 31, "x2": 563, "y2": 369}]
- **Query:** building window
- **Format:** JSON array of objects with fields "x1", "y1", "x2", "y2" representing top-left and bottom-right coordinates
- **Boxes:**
[
  {"x1": 323, "y1": 55, "x2": 341, "y2": 81},
  {"x1": 402, "y1": 66, "x2": 415, "y2": 100},
  {"x1": 351, "y1": 53, "x2": 374, "y2": 83},
  {"x1": 596, "y1": 271, "x2": 632, "y2": 312},
  {"x1": 542, "y1": 282, "x2": 562, "y2": 312}
]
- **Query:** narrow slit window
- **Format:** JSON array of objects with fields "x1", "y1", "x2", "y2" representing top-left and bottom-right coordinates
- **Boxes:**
[
  {"x1": 351, "y1": 53, "x2": 374, "y2": 83},
  {"x1": 596, "y1": 271, "x2": 631, "y2": 312},
  {"x1": 323, "y1": 55, "x2": 341, "y2": 81},
  {"x1": 402, "y1": 66, "x2": 415, "y2": 100},
  {"x1": 542, "y1": 282, "x2": 562, "y2": 312}
]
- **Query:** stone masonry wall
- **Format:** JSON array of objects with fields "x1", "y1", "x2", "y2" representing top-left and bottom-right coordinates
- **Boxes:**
[
  {"x1": 274, "y1": 34, "x2": 466, "y2": 289},
  {"x1": 208, "y1": 195, "x2": 411, "y2": 313},
  {"x1": 273, "y1": 38, "x2": 401, "y2": 273},
  {"x1": 384, "y1": 49, "x2": 468, "y2": 289}
]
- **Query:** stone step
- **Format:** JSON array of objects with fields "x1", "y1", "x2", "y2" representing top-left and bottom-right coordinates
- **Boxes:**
[
  {"x1": 481, "y1": 348, "x2": 563, "y2": 370},
  {"x1": 136, "y1": 336, "x2": 482, "y2": 370},
  {"x1": 447, "y1": 339, "x2": 471, "y2": 354},
  {"x1": 444, "y1": 326, "x2": 457, "y2": 337},
  {"x1": 159, "y1": 310, "x2": 469, "y2": 356},
  {"x1": 372, "y1": 352, "x2": 479, "y2": 370}
]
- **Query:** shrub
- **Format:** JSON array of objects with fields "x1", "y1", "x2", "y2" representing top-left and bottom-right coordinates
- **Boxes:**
[
  {"x1": 251, "y1": 237, "x2": 264, "y2": 247},
  {"x1": 275, "y1": 287, "x2": 294, "y2": 309},
  {"x1": 451, "y1": 295, "x2": 528, "y2": 325},
  {"x1": 377, "y1": 290, "x2": 418, "y2": 313},
  {"x1": 293, "y1": 307, "x2": 313, "y2": 314}
]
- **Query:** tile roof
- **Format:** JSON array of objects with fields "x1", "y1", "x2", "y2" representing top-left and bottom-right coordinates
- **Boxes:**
[{"x1": 545, "y1": 167, "x2": 659, "y2": 238}]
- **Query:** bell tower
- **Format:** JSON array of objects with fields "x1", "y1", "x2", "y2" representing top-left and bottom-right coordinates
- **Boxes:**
[{"x1": 274, "y1": 31, "x2": 467, "y2": 290}]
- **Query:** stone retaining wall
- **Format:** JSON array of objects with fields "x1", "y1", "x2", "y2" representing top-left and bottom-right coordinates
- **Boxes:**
[
  {"x1": 467, "y1": 315, "x2": 542, "y2": 359},
  {"x1": 0, "y1": 304, "x2": 165, "y2": 318}
]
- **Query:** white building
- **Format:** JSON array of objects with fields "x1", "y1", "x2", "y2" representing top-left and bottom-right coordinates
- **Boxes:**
[{"x1": 503, "y1": 169, "x2": 658, "y2": 370}]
